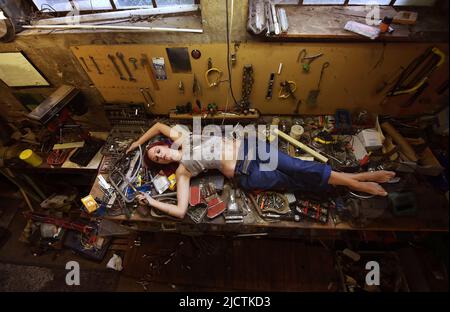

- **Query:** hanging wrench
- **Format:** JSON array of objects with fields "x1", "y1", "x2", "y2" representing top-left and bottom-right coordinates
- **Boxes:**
[
  {"x1": 116, "y1": 52, "x2": 136, "y2": 82},
  {"x1": 79, "y1": 57, "x2": 91, "y2": 72},
  {"x1": 89, "y1": 56, "x2": 103, "y2": 74},
  {"x1": 108, "y1": 54, "x2": 126, "y2": 80},
  {"x1": 140, "y1": 88, "x2": 155, "y2": 108},
  {"x1": 129, "y1": 57, "x2": 138, "y2": 70}
]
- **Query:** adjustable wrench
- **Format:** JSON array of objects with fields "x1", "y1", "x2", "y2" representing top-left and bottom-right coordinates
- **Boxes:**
[
  {"x1": 116, "y1": 52, "x2": 136, "y2": 82},
  {"x1": 108, "y1": 54, "x2": 126, "y2": 80}
]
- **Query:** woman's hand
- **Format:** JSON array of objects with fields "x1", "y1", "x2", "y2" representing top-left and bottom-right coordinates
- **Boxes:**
[
  {"x1": 136, "y1": 192, "x2": 153, "y2": 205},
  {"x1": 126, "y1": 141, "x2": 140, "y2": 154}
]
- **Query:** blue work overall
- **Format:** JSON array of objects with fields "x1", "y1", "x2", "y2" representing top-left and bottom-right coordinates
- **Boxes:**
[{"x1": 234, "y1": 135, "x2": 332, "y2": 192}]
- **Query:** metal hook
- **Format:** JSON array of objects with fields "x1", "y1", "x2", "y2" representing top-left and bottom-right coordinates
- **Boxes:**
[{"x1": 297, "y1": 49, "x2": 307, "y2": 63}]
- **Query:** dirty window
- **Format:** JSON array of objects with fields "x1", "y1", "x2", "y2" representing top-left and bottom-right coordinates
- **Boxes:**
[
  {"x1": 113, "y1": 0, "x2": 195, "y2": 9},
  {"x1": 302, "y1": 0, "x2": 345, "y2": 4},
  {"x1": 157, "y1": 0, "x2": 195, "y2": 7},
  {"x1": 32, "y1": 0, "x2": 112, "y2": 12},
  {"x1": 32, "y1": 0, "x2": 195, "y2": 12}
]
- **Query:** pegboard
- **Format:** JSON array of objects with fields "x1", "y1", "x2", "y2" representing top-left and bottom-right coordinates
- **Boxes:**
[{"x1": 70, "y1": 42, "x2": 448, "y2": 116}]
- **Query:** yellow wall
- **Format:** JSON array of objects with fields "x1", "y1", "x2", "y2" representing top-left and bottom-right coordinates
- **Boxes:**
[{"x1": 72, "y1": 42, "x2": 449, "y2": 116}]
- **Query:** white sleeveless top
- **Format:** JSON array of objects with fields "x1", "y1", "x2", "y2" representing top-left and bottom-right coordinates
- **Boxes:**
[{"x1": 179, "y1": 134, "x2": 223, "y2": 177}]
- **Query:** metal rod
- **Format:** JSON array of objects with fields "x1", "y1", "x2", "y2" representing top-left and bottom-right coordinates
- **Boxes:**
[
  {"x1": 23, "y1": 25, "x2": 203, "y2": 33},
  {"x1": 153, "y1": 192, "x2": 177, "y2": 199},
  {"x1": 307, "y1": 143, "x2": 343, "y2": 165},
  {"x1": 0, "y1": 169, "x2": 41, "y2": 203},
  {"x1": 19, "y1": 188, "x2": 34, "y2": 212},
  {"x1": 22, "y1": 174, "x2": 47, "y2": 201},
  {"x1": 274, "y1": 128, "x2": 328, "y2": 163}
]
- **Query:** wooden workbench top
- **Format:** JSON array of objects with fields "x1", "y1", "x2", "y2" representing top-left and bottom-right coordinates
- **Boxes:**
[
  {"x1": 89, "y1": 173, "x2": 449, "y2": 233},
  {"x1": 274, "y1": 6, "x2": 449, "y2": 42},
  {"x1": 6, "y1": 132, "x2": 108, "y2": 173}
]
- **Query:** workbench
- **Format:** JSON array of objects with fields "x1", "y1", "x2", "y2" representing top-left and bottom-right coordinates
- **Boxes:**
[
  {"x1": 9, "y1": 146, "x2": 104, "y2": 174},
  {"x1": 82, "y1": 115, "x2": 449, "y2": 237},
  {"x1": 88, "y1": 171, "x2": 449, "y2": 235},
  {"x1": 1, "y1": 132, "x2": 108, "y2": 205},
  {"x1": 4, "y1": 132, "x2": 107, "y2": 173}
]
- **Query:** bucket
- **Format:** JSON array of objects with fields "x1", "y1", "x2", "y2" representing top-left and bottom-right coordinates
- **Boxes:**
[{"x1": 19, "y1": 149, "x2": 43, "y2": 167}]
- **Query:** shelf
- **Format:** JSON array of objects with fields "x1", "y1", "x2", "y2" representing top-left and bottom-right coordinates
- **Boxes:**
[{"x1": 169, "y1": 110, "x2": 260, "y2": 120}]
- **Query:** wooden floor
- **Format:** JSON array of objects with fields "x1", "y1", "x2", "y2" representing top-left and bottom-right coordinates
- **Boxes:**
[{"x1": 122, "y1": 233, "x2": 337, "y2": 291}]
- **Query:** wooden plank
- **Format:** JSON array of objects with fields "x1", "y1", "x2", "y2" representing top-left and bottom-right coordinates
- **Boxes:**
[
  {"x1": 23, "y1": 24, "x2": 203, "y2": 33},
  {"x1": 53, "y1": 141, "x2": 85, "y2": 150}
]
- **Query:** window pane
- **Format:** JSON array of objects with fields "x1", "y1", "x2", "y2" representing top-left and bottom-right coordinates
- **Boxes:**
[
  {"x1": 113, "y1": 0, "x2": 194, "y2": 9},
  {"x1": 73, "y1": 0, "x2": 113, "y2": 10},
  {"x1": 348, "y1": 0, "x2": 391, "y2": 4},
  {"x1": 113, "y1": 0, "x2": 153, "y2": 9},
  {"x1": 32, "y1": 0, "x2": 112, "y2": 11},
  {"x1": 394, "y1": 0, "x2": 436, "y2": 5},
  {"x1": 156, "y1": 0, "x2": 195, "y2": 6},
  {"x1": 32, "y1": 0, "x2": 71, "y2": 11},
  {"x1": 302, "y1": 0, "x2": 346, "y2": 4}
]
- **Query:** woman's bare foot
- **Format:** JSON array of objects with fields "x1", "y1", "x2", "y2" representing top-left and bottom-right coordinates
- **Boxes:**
[
  {"x1": 359, "y1": 170, "x2": 396, "y2": 183},
  {"x1": 351, "y1": 181, "x2": 388, "y2": 196}
]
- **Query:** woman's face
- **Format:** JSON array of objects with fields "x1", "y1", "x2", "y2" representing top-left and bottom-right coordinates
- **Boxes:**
[{"x1": 147, "y1": 145, "x2": 176, "y2": 164}]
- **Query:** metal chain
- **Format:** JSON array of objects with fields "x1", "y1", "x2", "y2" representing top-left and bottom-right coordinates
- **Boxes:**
[{"x1": 238, "y1": 65, "x2": 254, "y2": 112}]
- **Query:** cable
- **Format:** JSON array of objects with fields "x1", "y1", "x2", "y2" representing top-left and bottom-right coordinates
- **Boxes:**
[
  {"x1": 222, "y1": 0, "x2": 234, "y2": 124},
  {"x1": 109, "y1": 145, "x2": 143, "y2": 204},
  {"x1": 369, "y1": 42, "x2": 386, "y2": 73},
  {"x1": 225, "y1": 0, "x2": 238, "y2": 108}
]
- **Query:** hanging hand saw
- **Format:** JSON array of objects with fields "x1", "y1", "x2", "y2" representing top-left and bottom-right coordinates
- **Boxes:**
[{"x1": 387, "y1": 47, "x2": 445, "y2": 97}]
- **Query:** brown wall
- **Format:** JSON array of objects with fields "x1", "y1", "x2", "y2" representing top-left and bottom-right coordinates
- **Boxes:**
[{"x1": 0, "y1": 1, "x2": 448, "y2": 130}]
